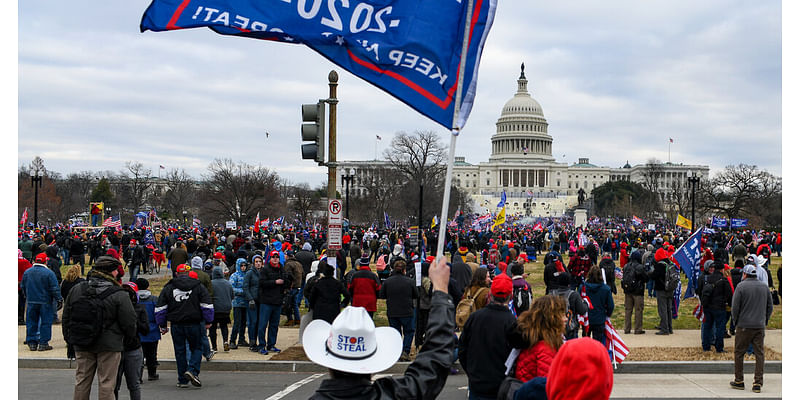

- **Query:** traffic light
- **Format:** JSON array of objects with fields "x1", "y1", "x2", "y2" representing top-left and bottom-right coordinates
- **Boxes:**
[{"x1": 301, "y1": 101, "x2": 326, "y2": 165}]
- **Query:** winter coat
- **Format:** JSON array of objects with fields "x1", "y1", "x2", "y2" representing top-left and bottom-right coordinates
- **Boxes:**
[
  {"x1": 379, "y1": 273, "x2": 418, "y2": 318},
  {"x1": 697, "y1": 270, "x2": 733, "y2": 311},
  {"x1": 137, "y1": 289, "x2": 161, "y2": 343},
  {"x1": 458, "y1": 303, "x2": 527, "y2": 398},
  {"x1": 581, "y1": 282, "x2": 614, "y2": 325},
  {"x1": 284, "y1": 258, "x2": 304, "y2": 289},
  {"x1": 514, "y1": 341, "x2": 557, "y2": 382},
  {"x1": 243, "y1": 267, "x2": 261, "y2": 303},
  {"x1": 211, "y1": 267, "x2": 234, "y2": 314},
  {"x1": 155, "y1": 276, "x2": 214, "y2": 325},
  {"x1": 60, "y1": 277, "x2": 85, "y2": 301},
  {"x1": 62, "y1": 271, "x2": 137, "y2": 353},
  {"x1": 347, "y1": 266, "x2": 381, "y2": 312},
  {"x1": 543, "y1": 260, "x2": 565, "y2": 294},
  {"x1": 21, "y1": 263, "x2": 62, "y2": 304},
  {"x1": 450, "y1": 261, "x2": 473, "y2": 297},
  {"x1": 124, "y1": 302, "x2": 150, "y2": 351},
  {"x1": 294, "y1": 249, "x2": 315, "y2": 278},
  {"x1": 229, "y1": 263, "x2": 248, "y2": 308},
  {"x1": 309, "y1": 276, "x2": 350, "y2": 323},
  {"x1": 309, "y1": 291, "x2": 455, "y2": 400},
  {"x1": 598, "y1": 257, "x2": 617, "y2": 295},
  {"x1": 258, "y1": 264, "x2": 290, "y2": 306}
]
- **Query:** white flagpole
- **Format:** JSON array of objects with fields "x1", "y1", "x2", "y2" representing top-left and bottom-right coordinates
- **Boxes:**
[{"x1": 436, "y1": 0, "x2": 474, "y2": 260}]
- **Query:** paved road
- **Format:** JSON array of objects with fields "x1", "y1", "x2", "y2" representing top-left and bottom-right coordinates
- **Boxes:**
[{"x1": 19, "y1": 368, "x2": 781, "y2": 399}]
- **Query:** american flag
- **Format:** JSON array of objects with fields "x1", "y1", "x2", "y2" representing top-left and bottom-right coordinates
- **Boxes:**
[
  {"x1": 577, "y1": 284, "x2": 593, "y2": 329},
  {"x1": 693, "y1": 302, "x2": 706, "y2": 322},
  {"x1": 192, "y1": 217, "x2": 201, "y2": 227},
  {"x1": 102, "y1": 215, "x2": 121, "y2": 228},
  {"x1": 20, "y1": 208, "x2": 28, "y2": 226},
  {"x1": 631, "y1": 215, "x2": 643, "y2": 225},
  {"x1": 614, "y1": 267, "x2": 624, "y2": 279},
  {"x1": 605, "y1": 317, "x2": 630, "y2": 367}
]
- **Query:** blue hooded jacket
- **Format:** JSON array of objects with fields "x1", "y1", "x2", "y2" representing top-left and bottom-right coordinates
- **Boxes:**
[
  {"x1": 581, "y1": 281, "x2": 614, "y2": 325},
  {"x1": 229, "y1": 258, "x2": 248, "y2": 308}
]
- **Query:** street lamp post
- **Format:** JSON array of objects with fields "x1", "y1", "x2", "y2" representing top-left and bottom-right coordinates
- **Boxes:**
[
  {"x1": 182, "y1": 210, "x2": 188, "y2": 226},
  {"x1": 341, "y1": 168, "x2": 355, "y2": 220},
  {"x1": 30, "y1": 158, "x2": 44, "y2": 226},
  {"x1": 687, "y1": 172, "x2": 700, "y2": 232}
]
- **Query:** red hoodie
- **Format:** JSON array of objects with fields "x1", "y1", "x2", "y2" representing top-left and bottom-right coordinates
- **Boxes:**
[{"x1": 546, "y1": 337, "x2": 613, "y2": 400}]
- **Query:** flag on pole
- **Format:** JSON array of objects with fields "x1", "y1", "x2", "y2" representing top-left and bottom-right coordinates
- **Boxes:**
[
  {"x1": 192, "y1": 217, "x2": 201, "y2": 227},
  {"x1": 431, "y1": 215, "x2": 438, "y2": 229},
  {"x1": 491, "y1": 206, "x2": 506, "y2": 231},
  {"x1": 102, "y1": 215, "x2": 122, "y2": 228},
  {"x1": 605, "y1": 317, "x2": 630, "y2": 367},
  {"x1": 532, "y1": 222, "x2": 543, "y2": 231},
  {"x1": 20, "y1": 208, "x2": 28, "y2": 226},
  {"x1": 669, "y1": 138, "x2": 674, "y2": 143},
  {"x1": 675, "y1": 214, "x2": 692, "y2": 230},
  {"x1": 673, "y1": 228, "x2": 703, "y2": 299},
  {"x1": 497, "y1": 190, "x2": 507, "y2": 208},
  {"x1": 140, "y1": 0, "x2": 499, "y2": 130},
  {"x1": 254, "y1": 212, "x2": 261, "y2": 233},
  {"x1": 631, "y1": 215, "x2": 643, "y2": 225},
  {"x1": 384, "y1": 212, "x2": 391, "y2": 229}
]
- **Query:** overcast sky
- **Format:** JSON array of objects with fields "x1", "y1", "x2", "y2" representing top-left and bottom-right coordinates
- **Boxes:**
[{"x1": 18, "y1": 0, "x2": 782, "y2": 185}]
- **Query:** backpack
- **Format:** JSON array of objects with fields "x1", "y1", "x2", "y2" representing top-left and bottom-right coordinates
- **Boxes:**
[
  {"x1": 66, "y1": 284, "x2": 123, "y2": 347},
  {"x1": 455, "y1": 288, "x2": 480, "y2": 328},
  {"x1": 700, "y1": 275, "x2": 716, "y2": 307},
  {"x1": 644, "y1": 253, "x2": 656, "y2": 277},
  {"x1": 512, "y1": 283, "x2": 532, "y2": 315},
  {"x1": 488, "y1": 249, "x2": 500, "y2": 266},
  {"x1": 621, "y1": 264, "x2": 639, "y2": 293},
  {"x1": 664, "y1": 261, "x2": 680, "y2": 292}
]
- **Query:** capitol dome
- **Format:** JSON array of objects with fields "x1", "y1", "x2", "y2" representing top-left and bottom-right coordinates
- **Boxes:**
[{"x1": 490, "y1": 63, "x2": 553, "y2": 163}]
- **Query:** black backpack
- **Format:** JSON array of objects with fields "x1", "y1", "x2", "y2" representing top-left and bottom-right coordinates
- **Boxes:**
[
  {"x1": 644, "y1": 253, "x2": 656, "y2": 277},
  {"x1": 664, "y1": 261, "x2": 680, "y2": 293},
  {"x1": 512, "y1": 283, "x2": 532, "y2": 315},
  {"x1": 621, "y1": 264, "x2": 638, "y2": 293},
  {"x1": 700, "y1": 275, "x2": 716, "y2": 307},
  {"x1": 66, "y1": 284, "x2": 122, "y2": 347}
]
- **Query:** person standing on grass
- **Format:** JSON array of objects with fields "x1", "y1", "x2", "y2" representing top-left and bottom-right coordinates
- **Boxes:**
[
  {"x1": 730, "y1": 264, "x2": 773, "y2": 393},
  {"x1": 652, "y1": 247, "x2": 673, "y2": 335},
  {"x1": 580, "y1": 266, "x2": 614, "y2": 345},
  {"x1": 621, "y1": 250, "x2": 647, "y2": 334}
]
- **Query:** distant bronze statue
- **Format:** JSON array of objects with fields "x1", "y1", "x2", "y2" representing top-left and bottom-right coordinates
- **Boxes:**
[{"x1": 577, "y1": 188, "x2": 586, "y2": 206}]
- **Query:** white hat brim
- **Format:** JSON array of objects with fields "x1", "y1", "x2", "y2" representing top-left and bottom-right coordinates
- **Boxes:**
[{"x1": 302, "y1": 319, "x2": 402, "y2": 374}]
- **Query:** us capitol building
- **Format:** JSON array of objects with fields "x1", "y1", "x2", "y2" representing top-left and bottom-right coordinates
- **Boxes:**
[{"x1": 338, "y1": 64, "x2": 709, "y2": 217}]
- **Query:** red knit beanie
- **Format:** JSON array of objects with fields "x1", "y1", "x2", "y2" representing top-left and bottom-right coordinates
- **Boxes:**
[{"x1": 546, "y1": 337, "x2": 613, "y2": 400}]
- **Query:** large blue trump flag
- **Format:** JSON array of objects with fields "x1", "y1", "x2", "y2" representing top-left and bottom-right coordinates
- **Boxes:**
[
  {"x1": 141, "y1": 0, "x2": 498, "y2": 129},
  {"x1": 673, "y1": 228, "x2": 703, "y2": 299}
]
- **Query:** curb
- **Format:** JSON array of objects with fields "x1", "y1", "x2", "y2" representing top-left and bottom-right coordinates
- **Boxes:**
[{"x1": 19, "y1": 358, "x2": 781, "y2": 374}]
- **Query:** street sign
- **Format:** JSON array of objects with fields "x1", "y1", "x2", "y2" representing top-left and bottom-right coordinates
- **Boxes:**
[
  {"x1": 328, "y1": 223, "x2": 342, "y2": 250},
  {"x1": 328, "y1": 199, "x2": 343, "y2": 224},
  {"x1": 409, "y1": 226, "x2": 419, "y2": 247}
]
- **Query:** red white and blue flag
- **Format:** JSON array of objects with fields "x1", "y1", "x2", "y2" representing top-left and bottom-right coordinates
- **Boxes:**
[
  {"x1": 605, "y1": 317, "x2": 630, "y2": 367},
  {"x1": 141, "y1": 0, "x2": 498, "y2": 130},
  {"x1": 693, "y1": 302, "x2": 706, "y2": 323},
  {"x1": 102, "y1": 215, "x2": 122, "y2": 228},
  {"x1": 631, "y1": 215, "x2": 643, "y2": 225},
  {"x1": 20, "y1": 208, "x2": 29, "y2": 226}
]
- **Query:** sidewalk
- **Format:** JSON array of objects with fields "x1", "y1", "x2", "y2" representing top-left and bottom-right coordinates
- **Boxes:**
[
  {"x1": 612, "y1": 373, "x2": 781, "y2": 398},
  {"x1": 19, "y1": 324, "x2": 781, "y2": 361}
]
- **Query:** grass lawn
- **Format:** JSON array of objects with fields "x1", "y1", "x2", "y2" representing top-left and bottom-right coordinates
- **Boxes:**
[{"x1": 59, "y1": 254, "x2": 781, "y2": 330}]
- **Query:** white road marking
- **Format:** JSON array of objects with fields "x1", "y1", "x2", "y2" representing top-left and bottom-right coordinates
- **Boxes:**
[{"x1": 265, "y1": 373, "x2": 325, "y2": 400}]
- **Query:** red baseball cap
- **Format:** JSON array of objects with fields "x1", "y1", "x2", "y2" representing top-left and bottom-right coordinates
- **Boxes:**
[
  {"x1": 176, "y1": 264, "x2": 191, "y2": 273},
  {"x1": 491, "y1": 274, "x2": 513, "y2": 298},
  {"x1": 35, "y1": 253, "x2": 48, "y2": 263},
  {"x1": 269, "y1": 250, "x2": 280, "y2": 258},
  {"x1": 214, "y1": 252, "x2": 224, "y2": 259},
  {"x1": 124, "y1": 281, "x2": 139, "y2": 292}
]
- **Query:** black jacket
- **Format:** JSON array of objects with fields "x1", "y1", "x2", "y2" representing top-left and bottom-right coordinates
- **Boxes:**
[
  {"x1": 258, "y1": 264, "x2": 290, "y2": 305},
  {"x1": 309, "y1": 276, "x2": 350, "y2": 324},
  {"x1": 622, "y1": 260, "x2": 648, "y2": 295},
  {"x1": 543, "y1": 261, "x2": 562, "y2": 294},
  {"x1": 698, "y1": 270, "x2": 733, "y2": 311},
  {"x1": 294, "y1": 249, "x2": 316, "y2": 278},
  {"x1": 458, "y1": 303, "x2": 527, "y2": 398},
  {"x1": 379, "y1": 273, "x2": 418, "y2": 318},
  {"x1": 155, "y1": 276, "x2": 214, "y2": 325},
  {"x1": 598, "y1": 257, "x2": 617, "y2": 294},
  {"x1": 450, "y1": 262, "x2": 473, "y2": 296},
  {"x1": 310, "y1": 291, "x2": 455, "y2": 400}
]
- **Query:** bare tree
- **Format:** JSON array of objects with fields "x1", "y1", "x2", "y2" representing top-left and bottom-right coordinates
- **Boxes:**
[
  {"x1": 118, "y1": 161, "x2": 153, "y2": 215},
  {"x1": 384, "y1": 130, "x2": 447, "y2": 185},
  {"x1": 639, "y1": 158, "x2": 664, "y2": 218},
  {"x1": 199, "y1": 158, "x2": 285, "y2": 226},
  {"x1": 698, "y1": 164, "x2": 782, "y2": 228},
  {"x1": 54, "y1": 171, "x2": 96, "y2": 220},
  {"x1": 290, "y1": 183, "x2": 320, "y2": 222},
  {"x1": 161, "y1": 168, "x2": 197, "y2": 219}
]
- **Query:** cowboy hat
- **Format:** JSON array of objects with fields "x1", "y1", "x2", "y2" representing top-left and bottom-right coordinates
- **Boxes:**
[{"x1": 302, "y1": 306, "x2": 401, "y2": 374}]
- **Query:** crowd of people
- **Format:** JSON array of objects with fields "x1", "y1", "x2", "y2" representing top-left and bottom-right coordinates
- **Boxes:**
[{"x1": 17, "y1": 217, "x2": 779, "y2": 398}]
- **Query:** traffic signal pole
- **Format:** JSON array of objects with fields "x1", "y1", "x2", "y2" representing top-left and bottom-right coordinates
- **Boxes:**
[{"x1": 327, "y1": 71, "x2": 338, "y2": 201}]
